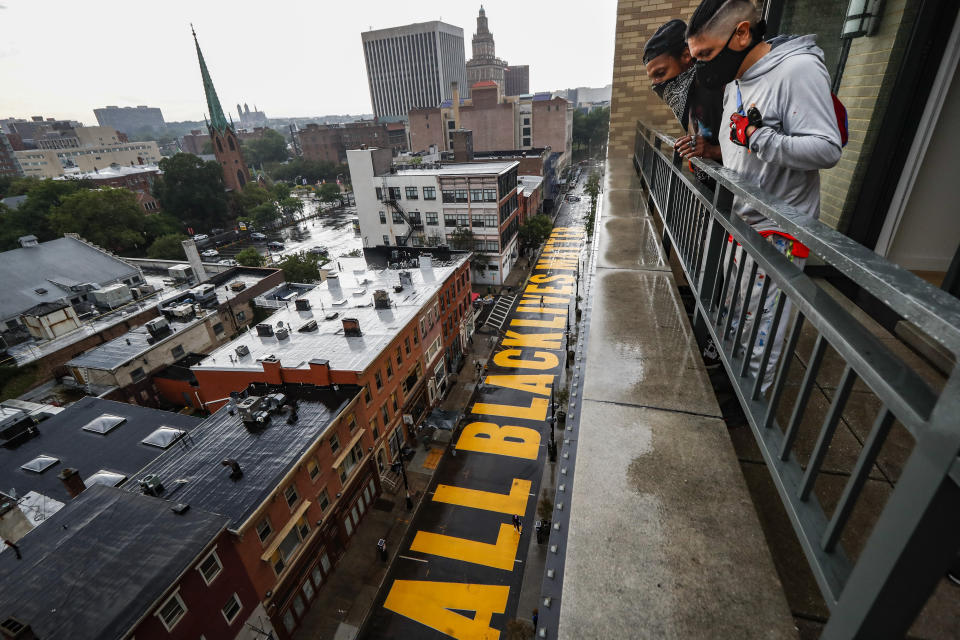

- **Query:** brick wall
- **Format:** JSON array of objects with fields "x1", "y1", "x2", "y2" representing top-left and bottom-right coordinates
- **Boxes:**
[
  {"x1": 609, "y1": 0, "x2": 699, "y2": 158},
  {"x1": 818, "y1": 0, "x2": 920, "y2": 231}
]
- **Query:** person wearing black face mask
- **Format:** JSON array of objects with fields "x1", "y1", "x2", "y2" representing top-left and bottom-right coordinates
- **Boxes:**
[
  {"x1": 686, "y1": 0, "x2": 842, "y2": 391},
  {"x1": 643, "y1": 19, "x2": 723, "y2": 165}
]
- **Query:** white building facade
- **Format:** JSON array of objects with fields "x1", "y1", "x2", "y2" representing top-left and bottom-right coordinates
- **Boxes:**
[{"x1": 348, "y1": 148, "x2": 520, "y2": 285}]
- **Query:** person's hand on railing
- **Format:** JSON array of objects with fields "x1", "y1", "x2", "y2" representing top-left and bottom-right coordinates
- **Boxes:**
[{"x1": 674, "y1": 133, "x2": 722, "y2": 162}]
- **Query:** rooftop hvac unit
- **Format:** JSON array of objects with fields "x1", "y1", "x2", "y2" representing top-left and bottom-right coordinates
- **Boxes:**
[
  {"x1": 256, "y1": 323, "x2": 274, "y2": 337},
  {"x1": 324, "y1": 312, "x2": 339, "y2": 320},
  {"x1": 299, "y1": 320, "x2": 318, "y2": 332},
  {"x1": 399, "y1": 271, "x2": 413, "y2": 288},
  {"x1": 145, "y1": 317, "x2": 170, "y2": 338},
  {"x1": 139, "y1": 474, "x2": 164, "y2": 496},
  {"x1": 295, "y1": 298, "x2": 311, "y2": 311},
  {"x1": 276, "y1": 327, "x2": 289, "y2": 340},
  {"x1": 235, "y1": 344, "x2": 250, "y2": 357},
  {"x1": 393, "y1": 284, "x2": 404, "y2": 293},
  {"x1": 238, "y1": 396, "x2": 263, "y2": 423}
]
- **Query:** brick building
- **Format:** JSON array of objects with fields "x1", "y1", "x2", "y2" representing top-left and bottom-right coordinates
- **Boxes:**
[
  {"x1": 0, "y1": 130, "x2": 22, "y2": 177},
  {"x1": 408, "y1": 81, "x2": 572, "y2": 172},
  {"x1": 55, "y1": 164, "x2": 162, "y2": 212},
  {"x1": 181, "y1": 129, "x2": 208, "y2": 155},
  {"x1": 0, "y1": 485, "x2": 270, "y2": 640},
  {"x1": 297, "y1": 120, "x2": 404, "y2": 165},
  {"x1": 504, "y1": 65, "x2": 530, "y2": 96}
]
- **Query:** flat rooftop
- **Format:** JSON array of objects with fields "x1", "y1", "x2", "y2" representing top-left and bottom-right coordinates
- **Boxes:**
[
  {"x1": 56, "y1": 164, "x2": 160, "y2": 180},
  {"x1": 0, "y1": 396, "x2": 200, "y2": 502},
  {"x1": 66, "y1": 311, "x2": 214, "y2": 372},
  {"x1": 0, "y1": 485, "x2": 227, "y2": 639},
  {"x1": 125, "y1": 385, "x2": 358, "y2": 529},
  {"x1": 193, "y1": 255, "x2": 467, "y2": 374},
  {"x1": 389, "y1": 161, "x2": 517, "y2": 177}
]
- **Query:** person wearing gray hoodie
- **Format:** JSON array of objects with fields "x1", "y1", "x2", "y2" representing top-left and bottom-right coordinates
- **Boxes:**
[{"x1": 686, "y1": 0, "x2": 842, "y2": 390}]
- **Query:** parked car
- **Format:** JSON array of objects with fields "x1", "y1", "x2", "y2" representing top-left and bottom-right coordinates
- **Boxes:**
[
  {"x1": 566, "y1": 195, "x2": 581, "y2": 202},
  {"x1": 267, "y1": 241, "x2": 285, "y2": 251},
  {"x1": 218, "y1": 259, "x2": 238, "y2": 266},
  {"x1": 192, "y1": 234, "x2": 209, "y2": 241},
  {"x1": 201, "y1": 249, "x2": 219, "y2": 258},
  {"x1": 250, "y1": 232, "x2": 267, "y2": 241},
  {"x1": 308, "y1": 246, "x2": 327, "y2": 255}
]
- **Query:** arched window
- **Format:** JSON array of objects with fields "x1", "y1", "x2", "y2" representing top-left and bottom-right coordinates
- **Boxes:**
[
  {"x1": 216, "y1": 137, "x2": 223, "y2": 153},
  {"x1": 228, "y1": 136, "x2": 236, "y2": 151},
  {"x1": 237, "y1": 170, "x2": 246, "y2": 188}
]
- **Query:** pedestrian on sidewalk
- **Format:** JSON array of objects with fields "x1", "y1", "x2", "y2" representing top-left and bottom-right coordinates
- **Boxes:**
[
  {"x1": 540, "y1": 295, "x2": 544, "y2": 307},
  {"x1": 533, "y1": 608, "x2": 539, "y2": 629},
  {"x1": 512, "y1": 514, "x2": 522, "y2": 533},
  {"x1": 377, "y1": 538, "x2": 387, "y2": 562}
]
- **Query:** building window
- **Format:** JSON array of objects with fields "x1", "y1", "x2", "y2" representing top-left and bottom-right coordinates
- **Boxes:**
[
  {"x1": 404, "y1": 337, "x2": 411, "y2": 355},
  {"x1": 426, "y1": 212, "x2": 438, "y2": 225},
  {"x1": 236, "y1": 311, "x2": 246, "y2": 323},
  {"x1": 423, "y1": 186, "x2": 436, "y2": 200},
  {"x1": 256, "y1": 517, "x2": 272, "y2": 543},
  {"x1": 284, "y1": 484, "x2": 299, "y2": 509},
  {"x1": 375, "y1": 187, "x2": 383, "y2": 200},
  {"x1": 443, "y1": 213, "x2": 456, "y2": 227},
  {"x1": 455, "y1": 189, "x2": 468, "y2": 203},
  {"x1": 222, "y1": 593, "x2": 242, "y2": 624},
  {"x1": 456, "y1": 213, "x2": 469, "y2": 227},
  {"x1": 379, "y1": 211, "x2": 386, "y2": 224},
  {"x1": 336, "y1": 443, "x2": 365, "y2": 484},
  {"x1": 270, "y1": 518, "x2": 310, "y2": 575},
  {"x1": 386, "y1": 361, "x2": 393, "y2": 378},
  {"x1": 197, "y1": 549, "x2": 223, "y2": 585},
  {"x1": 405, "y1": 186, "x2": 418, "y2": 200},
  {"x1": 483, "y1": 189, "x2": 497, "y2": 202},
  {"x1": 319, "y1": 487, "x2": 330, "y2": 511},
  {"x1": 157, "y1": 592, "x2": 187, "y2": 631},
  {"x1": 381, "y1": 405, "x2": 389, "y2": 425},
  {"x1": 170, "y1": 345, "x2": 185, "y2": 359},
  {"x1": 383, "y1": 235, "x2": 390, "y2": 246},
  {"x1": 408, "y1": 211, "x2": 421, "y2": 224},
  {"x1": 130, "y1": 367, "x2": 145, "y2": 382},
  {"x1": 391, "y1": 391, "x2": 398, "y2": 412},
  {"x1": 363, "y1": 385, "x2": 371, "y2": 404},
  {"x1": 213, "y1": 323, "x2": 224, "y2": 335},
  {"x1": 442, "y1": 189, "x2": 455, "y2": 203},
  {"x1": 396, "y1": 346, "x2": 403, "y2": 365},
  {"x1": 330, "y1": 434, "x2": 340, "y2": 453},
  {"x1": 388, "y1": 187, "x2": 401, "y2": 200},
  {"x1": 392, "y1": 211, "x2": 405, "y2": 224},
  {"x1": 375, "y1": 371, "x2": 382, "y2": 389},
  {"x1": 308, "y1": 459, "x2": 320, "y2": 481},
  {"x1": 470, "y1": 189, "x2": 482, "y2": 202},
  {"x1": 348, "y1": 414, "x2": 358, "y2": 431},
  {"x1": 370, "y1": 417, "x2": 379, "y2": 440}
]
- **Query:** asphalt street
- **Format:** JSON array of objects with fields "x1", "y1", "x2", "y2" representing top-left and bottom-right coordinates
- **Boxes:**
[{"x1": 360, "y1": 169, "x2": 592, "y2": 639}]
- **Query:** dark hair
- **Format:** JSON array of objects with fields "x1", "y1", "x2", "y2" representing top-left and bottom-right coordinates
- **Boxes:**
[
  {"x1": 687, "y1": 0, "x2": 759, "y2": 39},
  {"x1": 643, "y1": 19, "x2": 688, "y2": 65}
]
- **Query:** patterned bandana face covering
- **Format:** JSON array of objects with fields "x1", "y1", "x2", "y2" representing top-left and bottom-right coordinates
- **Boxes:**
[{"x1": 652, "y1": 65, "x2": 696, "y2": 127}]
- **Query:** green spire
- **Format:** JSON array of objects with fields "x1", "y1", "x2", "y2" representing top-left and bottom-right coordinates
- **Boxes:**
[{"x1": 192, "y1": 25, "x2": 229, "y2": 134}]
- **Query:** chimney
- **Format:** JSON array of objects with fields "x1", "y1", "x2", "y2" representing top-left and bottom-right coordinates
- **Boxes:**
[
  {"x1": 58, "y1": 468, "x2": 86, "y2": 498},
  {"x1": 342, "y1": 317, "x2": 362, "y2": 337},
  {"x1": 372, "y1": 289, "x2": 390, "y2": 309},
  {"x1": 419, "y1": 254, "x2": 433, "y2": 269},
  {"x1": 452, "y1": 130, "x2": 474, "y2": 162},
  {"x1": 399, "y1": 271, "x2": 413, "y2": 288},
  {"x1": 451, "y1": 81, "x2": 461, "y2": 134},
  {"x1": 181, "y1": 239, "x2": 208, "y2": 283}
]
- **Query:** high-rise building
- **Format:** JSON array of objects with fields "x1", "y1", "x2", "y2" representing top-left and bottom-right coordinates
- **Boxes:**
[
  {"x1": 0, "y1": 130, "x2": 22, "y2": 178},
  {"x1": 361, "y1": 21, "x2": 467, "y2": 120},
  {"x1": 192, "y1": 27, "x2": 250, "y2": 191},
  {"x1": 93, "y1": 106, "x2": 165, "y2": 134},
  {"x1": 504, "y1": 65, "x2": 530, "y2": 96},
  {"x1": 466, "y1": 6, "x2": 507, "y2": 89}
]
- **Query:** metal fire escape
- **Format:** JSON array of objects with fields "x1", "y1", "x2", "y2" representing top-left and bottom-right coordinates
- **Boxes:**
[{"x1": 383, "y1": 191, "x2": 424, "y2": 246}]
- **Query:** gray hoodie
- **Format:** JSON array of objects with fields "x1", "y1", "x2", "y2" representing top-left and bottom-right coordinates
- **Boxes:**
[{"x1": 719, "y1": 35, "x2": 842, "y2": 231}]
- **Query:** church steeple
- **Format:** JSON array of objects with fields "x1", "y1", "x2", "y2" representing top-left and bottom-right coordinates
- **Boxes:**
[
  {"x1": 192, "y1": 25, "x2": 229, "y2": 134},
  {"x1": 190, "y1": 25, "x2": 249, "y2": 192}
]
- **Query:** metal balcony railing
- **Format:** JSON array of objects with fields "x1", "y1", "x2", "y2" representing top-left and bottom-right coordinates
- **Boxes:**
[{"x1": 634, "y1": 121, "x2": 960, "y2": 638}]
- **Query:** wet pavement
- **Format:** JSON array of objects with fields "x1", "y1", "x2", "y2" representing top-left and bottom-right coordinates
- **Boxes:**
[{"x1": 359, "y1": 172, "x2": 591, "y2": 639}]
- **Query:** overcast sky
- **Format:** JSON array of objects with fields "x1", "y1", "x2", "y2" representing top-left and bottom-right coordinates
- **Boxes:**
[{"x1": 0, "y1": 0, "x2": 618, "y2": 125}]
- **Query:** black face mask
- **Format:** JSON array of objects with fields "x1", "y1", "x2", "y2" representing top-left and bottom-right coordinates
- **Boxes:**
[
  {"x1": 695, "y1": 21, "x2": 764, "y2": 91},
  {"x1": 652, "y1": 65, "x2": 696, "y2": 128}
]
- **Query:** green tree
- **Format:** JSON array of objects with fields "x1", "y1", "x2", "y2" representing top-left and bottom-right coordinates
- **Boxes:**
[
  {"x1": 317, "y1": 182, "x2": 342, "y2": 206},
  {"x1": 236, "y1": 247, "x2": 266, "y2": 267},
  {"x1": 572, "y1": 107, "x2": 610, "y2": 158},
  {"x1": 278, "y1": 252, "x2": 322, "y2": 283},
  {"x1": 449, "y1": 227, "x2": 476, "y2": 251},
  {"x1": 147, "y1": 234, "x2": 187, "y2": 259},
  {"x1": 267, "y1": 158, "x2": 347, "y2": 185},
  {"x1": 241, "y1": 129, "x2": 289, "y2": 166},
  {"x1": 0, "y1": 178, "x2": 89, "y2": 249},
  {"x1": 519, "y1": 214, "x2": 553, "y2": 248},
  {"x1": 48, "y1": 188, "x2": 146, "y2": 253},
  {"x1": 153, "y1": 153, "x2": 229, "y2": 233},
  {"x1": 143, "y1": 212, "x2": 185, "y2": 243}
]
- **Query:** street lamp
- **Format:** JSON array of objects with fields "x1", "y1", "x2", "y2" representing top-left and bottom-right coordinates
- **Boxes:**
[{"x1": 390, "y1": 457, "x2": 414, "y2": 509}]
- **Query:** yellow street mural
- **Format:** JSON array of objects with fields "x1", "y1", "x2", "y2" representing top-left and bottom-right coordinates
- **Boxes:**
[{"x1": 369, "y1": 227, "x2": 584, "y2": 639}]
